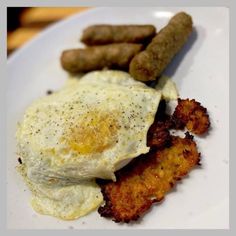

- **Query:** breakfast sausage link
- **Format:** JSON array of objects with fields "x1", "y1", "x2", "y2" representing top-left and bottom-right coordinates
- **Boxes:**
[
  {"x1": 81, "y1": 25, "x2": 156, "y2": 45},
  {"x1": 61, "y1": 43, "x2": 143, "y2": 73},
  {"x1": 129, "y1": 12, "x2": 193, "y2": 81}
]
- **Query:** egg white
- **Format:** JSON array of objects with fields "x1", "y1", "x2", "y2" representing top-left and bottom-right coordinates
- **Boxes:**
[
  {"x1": 155, "y1": 75, "x2": 179, "y2": 101},
  {"x1": 16, "y1": 70, "x2": 162, "y2": 183},
  {"x1": 16, "y1": 70, "x2": 180, "y2": 220},
  {"x1": 17, "y1": 164, "x2": 103, "y2": 220}
]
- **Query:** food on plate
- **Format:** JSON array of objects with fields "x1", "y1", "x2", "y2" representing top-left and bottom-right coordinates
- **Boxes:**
[
  {"x1": 147, "y1": 98, "x2": 211, "y2": 136},
  {"x1": 81, "y1": 24, "x2": 156, "y2": 45},
  {"x1": 98, "y1": 133, "x2": 200, "y2": 223},
  {"x1": 16, "y1": 10, "x2": 211, "y2": 223},
  {"x1": 16, "y1": 70, "x2": 163, "y2": 184},
  {"x1": 155, "y1": 75, "x2": 179, "y2": 101},
  {"x1": 172, "y1": 99, "x2": 210, "y2": 134},
  {"x1": 17, "y1": 164, "x2": 103, "y2": 220},
  {"x1": 17, "y1": 70, "x2": 181, "y2": 219},
  {"x1": 147, "y1": 122, "x2": 171, "y2": 149},
  {"x1": 146, "y1": 100, "x2": 172, "y2": 150},
  {"x1": 61, "y1": 43, "x2": 142, "y2": 73},
  {"x1": 129, "y1": 12, "x2": 193, "y2": 81},
  {"x1": 62, "y1": 12, "x2": 193, "y2": 80}
]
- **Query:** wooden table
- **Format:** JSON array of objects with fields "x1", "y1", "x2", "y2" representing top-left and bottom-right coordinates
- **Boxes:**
[{"x1": 7, "y1": 7, "x2": 90, "y2": 55}]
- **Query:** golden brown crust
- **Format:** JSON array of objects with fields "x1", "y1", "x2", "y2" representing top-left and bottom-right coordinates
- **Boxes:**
[
  {"x1": 81, "y1": 25, "x2": 156, "y2": 45},
  {"x1": 129, "y1": 12, "x2": 193, "y2": 81},
  {"x1": 98, "y1": 134, "x2": 200, "y2": 223},
  {"x1": 172, "y1": 99, "x2": 210, "y2": 135},
  {"x1": 61, "y1": 43, "x2": 143, "y2": 73},
  {"x1": 147, "y1": 120, "x2": 171, "y2": 149}
]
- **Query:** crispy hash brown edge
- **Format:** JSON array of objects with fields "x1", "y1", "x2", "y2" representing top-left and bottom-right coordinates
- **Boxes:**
[
  {"x1": 98, "y1": 133, "x2": 200, "y2": 223},
  {"x1": 172, "y1": 99, "x2": 211, "y2": 135}
]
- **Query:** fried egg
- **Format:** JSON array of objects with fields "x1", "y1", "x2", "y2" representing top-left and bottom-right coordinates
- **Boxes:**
[
  {"x1": 17, "y1": 165, "x2": 103, "y2": 220},
  {"x1": 155, "y1": 75, "x2": 179, "y2": 101},
  {"x1": 16, "y1": 70, "x2": 162, "y2": 184},
  {"x1": 16, "y1": 70, "x2": 180, "y2": 220}
]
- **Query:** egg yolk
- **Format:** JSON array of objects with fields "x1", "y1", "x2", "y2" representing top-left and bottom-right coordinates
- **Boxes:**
[{"x1": 67, "y1": 111, "x2": 119, "y2": 155}]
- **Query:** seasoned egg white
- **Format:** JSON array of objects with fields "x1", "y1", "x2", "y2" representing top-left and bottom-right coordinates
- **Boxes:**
[{"x1": 16, "y1": 70, "x2": 162, "y2": 183}]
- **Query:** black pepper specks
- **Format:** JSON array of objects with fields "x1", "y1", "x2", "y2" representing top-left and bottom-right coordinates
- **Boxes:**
[{"x1": 46, "y1": 90, "x2": 53, "y2": 95}]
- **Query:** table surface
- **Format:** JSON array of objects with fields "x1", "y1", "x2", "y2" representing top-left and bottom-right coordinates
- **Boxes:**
[{"x1": 7, "y1": 7, "x2": 90, "y2": 55}]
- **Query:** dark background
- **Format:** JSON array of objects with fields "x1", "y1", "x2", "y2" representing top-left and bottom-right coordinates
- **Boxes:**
[
  {"x1": 7, "y1": 7, "x2": 27, "y2": 32},
  {"x1": 7, "y1": 7, "x2": 88, "y2": 55}
]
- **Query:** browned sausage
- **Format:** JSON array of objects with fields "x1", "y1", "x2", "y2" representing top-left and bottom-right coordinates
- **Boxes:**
[
  {"x1": 129, "y1": 12, "x2": 193, "y2": 81},
  {"x1": 61, "y1": 43, "x2": 143, "y2": 73},
  {"x1": 81, "y1": 25, "x2": 156, "y2": 45}
]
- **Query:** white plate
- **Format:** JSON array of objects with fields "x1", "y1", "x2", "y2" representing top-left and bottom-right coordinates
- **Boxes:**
[{"x1": 7, "y1": 7, "x2": 229, "y2": 229}]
